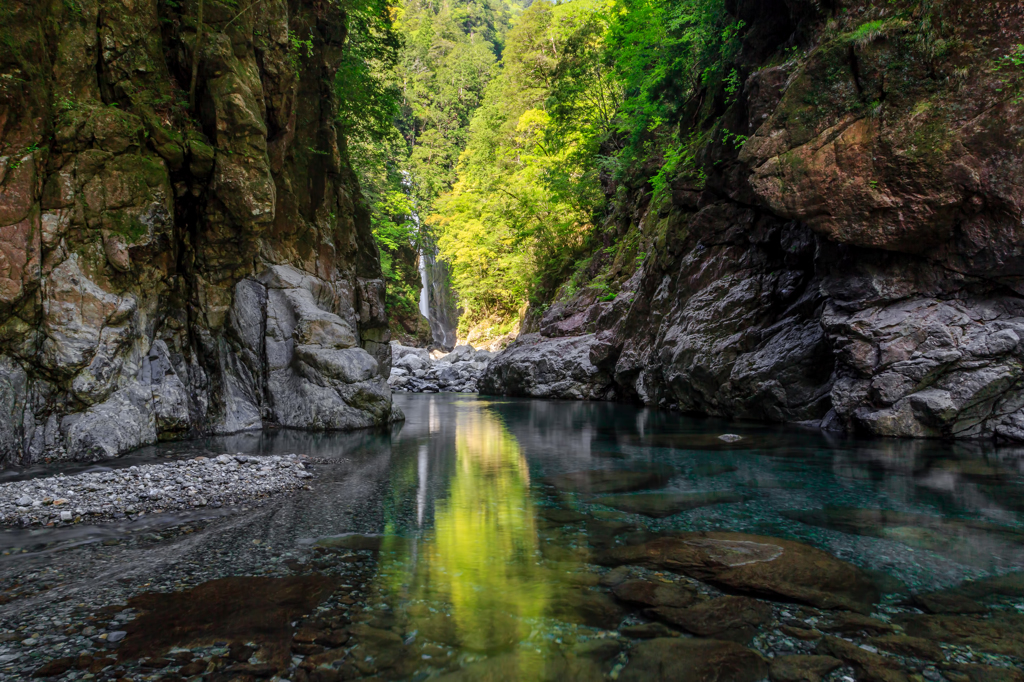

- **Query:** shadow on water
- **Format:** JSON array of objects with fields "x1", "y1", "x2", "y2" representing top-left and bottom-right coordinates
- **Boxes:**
[{"x1": 1, "y1": 393, "x2": 1023, "y2": 680}]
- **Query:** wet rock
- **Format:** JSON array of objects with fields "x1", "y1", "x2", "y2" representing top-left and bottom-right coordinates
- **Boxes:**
[
  {"x1": 619, "y1": 637, "x2": 769, "y2": 682},
  {"x1": 912, "y1": 592, "x2": 988, "y2": 615},
  {"x1": 648, "y1": 596, "x2": 772, "y2": 644},
  {"x1": 897, "y1": 613, "x2": 1024, "y2": 658},
  {"x1": 597, "y1": 532, "x2": 879, "y2": 613},
  {"x1": 571, "y1": 638, "x2": 622, "y2": 662},
  {"x1": 595, "y1": 491, "x2": 744, "y2": 517},
  {"x1": 313, "y1": 534, "x2": 385, "y2": 552},
  {"x1": 952, "y1": 572, "x2": 1024, "y2": 600},
  {"x1": 768, "y1": 655, "x2": 843, "y2": 682},
  {"x1": 780, "y1": 508, "x2": 1024, "y2": 568},
  {"x1": 544, "y1": 466, "x2": 675, "y2": 494},
  {"x1": 419, "y1": 612, "x2": 521, "y2": 653},
  {"x1": 941, "y1": 664, "x2": 1024, "y2": 682},
  {"x1": 819, "y1": 636, "x2": 908, "y2": 682},
  {"x1": 819, "y1": 613, "x2": 896, "y2": 636},
  {"x1": 117, "y1": 575, "x2": 339, "y2": 668},
  {"x1": 548, "y1": 588, "x2": 626, "y2": 629},
  {"x1": 540, "y1": 508, "x2": 589, "y2": 524},
  {"x1": 620, "y1": 622, "x2": 679, "y2": 639},
  {"x1": 33, "y1": 657, "x2": 76, "y2": 677},
  {"x1": 434, "y1": 650, "x2": 604, "y2": 681},
  {"x1": 611, "y1": 579, "x2": 697, "y2": 609},
  {"x1": 867, "y1": 635, "x2": 945, "y2": 662}
]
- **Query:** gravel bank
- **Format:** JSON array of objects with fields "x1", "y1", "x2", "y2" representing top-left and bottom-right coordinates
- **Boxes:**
[{"x1": 0, "y1": 454, "x2": 314, "y2": 527}]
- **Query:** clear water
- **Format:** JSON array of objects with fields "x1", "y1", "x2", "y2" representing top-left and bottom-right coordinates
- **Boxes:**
[{"x1": 1, "y1": 393, "x2": 1023, "y2": 680}]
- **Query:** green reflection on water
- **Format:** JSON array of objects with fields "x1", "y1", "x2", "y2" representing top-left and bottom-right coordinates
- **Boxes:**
[{"x1": 381, "y1": 403, "x2": 551, "y2": 667}]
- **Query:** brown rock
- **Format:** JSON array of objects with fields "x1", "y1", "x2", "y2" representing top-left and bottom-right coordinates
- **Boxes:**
[
  {"x1": 941, "y1": 664, "x2": 1024, "y2": 682},
  {"x1": 315, "y1": 629, "x2": 349, "y2": 647},
  {"x1": 179, "y1": 660, "x2": 207, "y2": 676},
  {"x1": 620, "y1": 622, "x2": 679, "y2": 639},
  {"x1": 649, "y1": 595, "x2": 772, "y2": 644},
  {"x1": 548, "y1": 588, "x2": 626, "y2": 629},
  {"x1": 119, "y1": 575, "x2": 340, "y2": 669},
  {"x1": 544, "y1": 467, "x2": 675, "y2": 494},
  {"x1": 598, "y1": 531, "x2": 879, "y2": 613},
  {"x1": 820, "y1": 613, "x2": 896, "y2": 636},
  {"x1": 769, "y1": 655, "x2": 843, "y2": 682},
  {"x1": 611, "y1": 579, "x2": 697, "y2": 608},
  {"x1": 33, "y1": 657, "x2": 76, "y2": 677},
  {"x1": 868, "y1": 635, "x2": 945, "y2": 662},
  {"x1": 913, "y1": 593, "x2": 988, "y2": 615},
  {"x1": 781, "y1": 624, "x2": 822, "y2": 641},
  {"x1": 619, "y1": 637, "x2": 769, "y2": 682},
  {"x1": 820, "y1": 636, "x2": 908, "y2": 682},
  {"x1": 898, "y1": 613, "x2": 1024, "y2": 658},
  {"x1": 595, "y1": 492, "x2": 744, "y2": 518}
]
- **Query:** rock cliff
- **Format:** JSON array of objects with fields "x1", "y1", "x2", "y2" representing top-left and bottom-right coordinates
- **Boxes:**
[
  {"x1": 0, "y1": 0, "x2": 400, "y2": 466},
  {"x1": 481, "y1": 0, "x2": 1024, "y2": 440}
]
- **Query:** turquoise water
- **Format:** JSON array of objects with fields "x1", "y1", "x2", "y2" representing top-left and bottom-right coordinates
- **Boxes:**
[{"x1": 1, "y1": 393, "x2": 1022, "y2": 681}]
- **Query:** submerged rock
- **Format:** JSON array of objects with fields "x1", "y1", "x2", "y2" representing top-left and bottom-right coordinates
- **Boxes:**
[
  {"x1": 611, "y1": 579, "x2": 697, "y2": 609},
  {"x1": 117, "y1": 575, "x2": 340, "y2": 668},
  {"x1": 597, "y1": 532, "x2": 879, "y2": 613},
  {"x1": 769, "y1": 655, "x2": 843, "y2": 682},
  {"x1": 544, "y1": 466, "x2": 675, "y2": 494},
  {"x1": 618, "y1": 637, "x2": 769, "y2": 682},
  {"x1": 595, "y1": 491, "x2": 745, "y2": 518},
  {"x1": 648, "y1": 595, "x2": 773, "y2": 644}
]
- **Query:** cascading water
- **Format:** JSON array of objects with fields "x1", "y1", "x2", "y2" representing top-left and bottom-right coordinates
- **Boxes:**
[{"x1": 418, "y1": 245, "x2": 458, "y2": 350}]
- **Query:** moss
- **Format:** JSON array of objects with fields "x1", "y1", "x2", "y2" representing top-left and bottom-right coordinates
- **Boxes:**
[{"x1": 107, "y1": 212, "x2": 149, "y2": 243}]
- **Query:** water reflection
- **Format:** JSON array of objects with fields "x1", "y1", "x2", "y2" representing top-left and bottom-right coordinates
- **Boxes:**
[
  {"x1": 1, "y1": 394, "x2": 1023, "y2": 681},
  {"x1": 381, "y1": 403, "x2": 549, "y2": 668}
]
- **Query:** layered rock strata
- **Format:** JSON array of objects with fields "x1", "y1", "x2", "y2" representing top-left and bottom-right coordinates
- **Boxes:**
[
  {"x1": 0, "y1": 0, "x2": 399, "y2": 466},
  {"x1": 482, "y1": 1, "x2": 1024, "y2": 440}
]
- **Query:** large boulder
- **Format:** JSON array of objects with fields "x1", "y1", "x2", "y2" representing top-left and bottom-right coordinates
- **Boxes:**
[
  {"x1": 597, "y1": 532, "x2": 879, "y2": 613},
  {"x1": 479, "y1": 333, "x2": 614, "y2": 400}
]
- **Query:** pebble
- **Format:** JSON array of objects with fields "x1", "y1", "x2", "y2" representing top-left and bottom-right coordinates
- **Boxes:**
[{"x1": 0, "y1": 454, "x2": 315, "y2": 527}]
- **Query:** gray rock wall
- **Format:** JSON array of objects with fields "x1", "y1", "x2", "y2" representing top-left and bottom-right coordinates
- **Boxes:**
[
  {"x1": 479, "y1": 2, "x2": 1024, "y2": 442},
  {"x1": 0, "y1": 0, "x2": 400, "y2": 467}
]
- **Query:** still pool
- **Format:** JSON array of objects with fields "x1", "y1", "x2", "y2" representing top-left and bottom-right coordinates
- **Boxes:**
[{"x1": 1, "y1": 393, "x2": 1022, "y2": 681}]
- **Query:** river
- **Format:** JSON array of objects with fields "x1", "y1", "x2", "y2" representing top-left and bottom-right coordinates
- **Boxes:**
[{"x1": 1, "y1": 394, "x2": 1022, "y2": 681}]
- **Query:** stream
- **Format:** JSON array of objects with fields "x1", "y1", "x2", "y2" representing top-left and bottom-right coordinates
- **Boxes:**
[{"x1": 1, "y1": 394, "x2": 1022, "y2": 681}]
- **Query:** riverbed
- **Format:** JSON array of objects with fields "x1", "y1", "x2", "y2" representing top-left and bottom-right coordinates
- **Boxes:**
[{"x1": 1, "y1": 394, "x2": 1022, "y2": 681}]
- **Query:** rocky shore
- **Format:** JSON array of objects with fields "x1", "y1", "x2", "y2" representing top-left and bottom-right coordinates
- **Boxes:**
[
  {"x1": 0, "y1": 455, "x2": 314, "y2": 527},
  {"x1": 388, "y1": 344, "x2": 493, "y2": 393}
]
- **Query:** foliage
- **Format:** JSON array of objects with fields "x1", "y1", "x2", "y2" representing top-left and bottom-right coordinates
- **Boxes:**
[{"x1": 430, "y1": 0, "x2": 611, "y2": 326}]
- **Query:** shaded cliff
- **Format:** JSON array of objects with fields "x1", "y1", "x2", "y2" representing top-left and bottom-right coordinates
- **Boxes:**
[
  {"x1": 0, "y1": 0, "x2": 401, "y2": 466},
  {"x1": 481, "y1": 0, "x2": 1024, "y2": 440}
]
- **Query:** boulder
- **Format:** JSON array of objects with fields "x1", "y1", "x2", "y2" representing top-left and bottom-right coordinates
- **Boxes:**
[
  {"x1": 648, "y1": 596, "x2": 772, "y2": 644},
  {"x1": 597, "y1": 532, "x2": 879, "y2": 613}
]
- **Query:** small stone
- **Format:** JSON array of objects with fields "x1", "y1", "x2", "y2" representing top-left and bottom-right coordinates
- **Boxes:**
[
  {"x1": 106, "y1": 631, "x2": 126, "y2": 643},
  {"x1": 718, "y1": 434, "x2": 743, "y2": 442}
]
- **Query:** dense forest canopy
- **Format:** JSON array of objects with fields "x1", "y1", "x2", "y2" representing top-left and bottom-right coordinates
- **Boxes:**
[{"x1": 337, "y1": 0, "x2": 1024, "y2": 342}]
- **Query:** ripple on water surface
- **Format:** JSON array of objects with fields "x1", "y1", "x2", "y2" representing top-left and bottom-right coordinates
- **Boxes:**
[{"x1": 1, "y1": 393, "x2": 1023, "y2": 681}]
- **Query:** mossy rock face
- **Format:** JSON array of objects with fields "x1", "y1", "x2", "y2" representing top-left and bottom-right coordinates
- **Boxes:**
[{"x1": 0, "y1": 0, "x2": 395, "y2": 465}]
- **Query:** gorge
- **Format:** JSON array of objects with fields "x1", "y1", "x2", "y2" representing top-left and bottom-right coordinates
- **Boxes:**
[{"x1": 0, "y1": 2, "x2": 1023, "y2": 681}]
